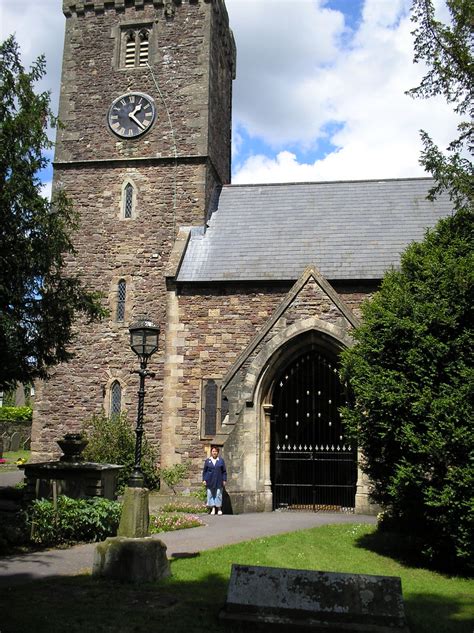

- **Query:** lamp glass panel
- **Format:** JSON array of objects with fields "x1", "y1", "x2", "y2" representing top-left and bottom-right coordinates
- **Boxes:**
[
  {"x1": 143, "y1": 329, "x2": 158, "y2": 356},
  {"x1": 130, "y1": 321, "x2": 159, "y2": 359},
  {"x1": 131, "y1": 331, "x2": 145, "y2": 356}
]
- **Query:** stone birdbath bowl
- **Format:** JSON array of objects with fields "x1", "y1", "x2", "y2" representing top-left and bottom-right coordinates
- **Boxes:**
[{"x1": 57, "y1": 432, "x2": 89, "y2": 462}]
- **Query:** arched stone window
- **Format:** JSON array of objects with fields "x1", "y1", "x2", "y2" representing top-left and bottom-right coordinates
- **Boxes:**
[
  {"x1": 123, "y1": 182, "x2": 134, "y2": 218},
  {"x1": 201, "y1": 379, "x2": 227, "y2": 438},
  {"x1": 123, "y1": 28, "x2": 150, "y2": 68},
  {"x1": 110, "y1": 381, "x2": 122, "y2": 417},
  {"x1": 124, "y1": 31, "x2": 136, "y2": 68},
  {"x1": 116, "y1": 280, "x2": 126, "y2": 322},
  {"x1": 138, "y1": 29, "x2": 150, "y2": 66}
]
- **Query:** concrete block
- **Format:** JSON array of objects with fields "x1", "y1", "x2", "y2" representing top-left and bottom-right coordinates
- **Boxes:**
[
  {"x1": 93, "y1": 536, "x2": 171, "y2": 583},
  {"x1": 220, "y1": 564, "x2": 410, "y2": 632},
  {"x1": 117, "y1": 486, "x2": 149, "y2": 538}
]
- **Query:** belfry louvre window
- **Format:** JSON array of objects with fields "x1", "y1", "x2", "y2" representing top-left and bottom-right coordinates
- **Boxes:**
[
  {"x1": 123, "y1": 182, "x2": 134, "y2": 218},
  {"x1": 116, "y1": 280, "x2": 126, "y2": 322},
  {"x1": 110, "y1": 381, "x2": 122, "y2": 416},
  {"x1": 201, "y1": 379, "x2": 228, "y2": 438},
  {"x1": 124, "y1": 28, "x2": 150, "y2": 68}
]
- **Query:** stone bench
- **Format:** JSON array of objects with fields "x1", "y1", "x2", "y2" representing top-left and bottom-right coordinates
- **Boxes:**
[{"x1": 220, "y1": 564, "x2": 410, "y2": 632}]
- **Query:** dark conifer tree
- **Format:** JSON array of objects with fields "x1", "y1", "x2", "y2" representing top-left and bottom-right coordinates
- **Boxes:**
[
  {"x1": 0, "y1": 36, "x2": 105, "y2": 391},
  {"x1": 340, "y1": 0, "x2": 473, "y2": 570}
]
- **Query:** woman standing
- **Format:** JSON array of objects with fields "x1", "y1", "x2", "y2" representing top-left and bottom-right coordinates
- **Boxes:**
[{"x1": 202, "y1": 445, "x2": 227, "y2": 515}]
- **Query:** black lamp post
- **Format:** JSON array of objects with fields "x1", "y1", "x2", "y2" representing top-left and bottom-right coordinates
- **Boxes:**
[{"x1": 128, "y1": 319, "x2": 160, "y2": 488}]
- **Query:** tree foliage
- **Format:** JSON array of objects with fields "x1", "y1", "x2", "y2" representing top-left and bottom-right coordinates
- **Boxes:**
[
  {"x1": 0, "y1": 36, "x2": 105, "y2": 391},
  {"x1": 340, "y1": 1, "x2": 473, "y2": 571},
  {"x1": 341, "y1": 211, "x2": 473, "y2": 569},
  {"x1": 82, "y1": 412, "x2": 160, "y2": 492},
  {"x1": 407, "y1": 0, "x2": 473, "y2": 207}
]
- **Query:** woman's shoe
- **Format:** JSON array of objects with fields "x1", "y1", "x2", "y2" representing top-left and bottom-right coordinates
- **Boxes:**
[{"x1": 210, "y1": 507, "x2": 216, "y2": 515}]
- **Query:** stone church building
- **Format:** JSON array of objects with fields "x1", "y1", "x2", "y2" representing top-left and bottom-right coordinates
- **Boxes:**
[{"x1": 31, "y1": 0, "x2": 451, "y2": 513}]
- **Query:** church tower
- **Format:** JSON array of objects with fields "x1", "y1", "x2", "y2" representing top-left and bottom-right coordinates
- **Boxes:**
[{"x1": 31, "y1": 0, "x2": 235, "y2": 459}]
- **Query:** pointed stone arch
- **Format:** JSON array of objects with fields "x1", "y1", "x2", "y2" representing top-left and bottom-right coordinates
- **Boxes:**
[
  {"x1": 120, "y1": 177, "x2": 138, "y2": 220},
  {"x1": 222, "y1": 265, "x2": 359, "y2": 420},
  {"x1": 239, "y1": 317, "x2": 354, "y2": 408},
  {"x1": 219, "y1": 266, "x2": 373, "y2": 514}
]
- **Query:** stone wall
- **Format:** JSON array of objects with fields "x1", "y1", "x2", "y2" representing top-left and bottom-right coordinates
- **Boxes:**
[
  {"x1": 208, "y1": 0, "x2": 235, "y2": 184},
  {"x1": 32, "y1": 0, "x2": 234, "y2": 460},
  {"x1": 56, "y1": 0, "x2": 235, "y2": 168},
  {"x1": 0, "y1": 422, "x2": 31, "y2": 453},
  {"x1": 161, "y1": 279, "x2": 375, "y2": 488},
  {"x1": 161, "y1": 283, "x2": 288, "y2": 476}
]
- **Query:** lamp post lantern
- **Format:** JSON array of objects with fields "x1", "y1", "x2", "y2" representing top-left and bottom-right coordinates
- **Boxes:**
[{"x1": 128, "y1": 319, "x2": 160, "y2": 488}]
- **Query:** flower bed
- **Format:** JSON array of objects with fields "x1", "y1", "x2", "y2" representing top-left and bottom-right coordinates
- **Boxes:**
[
  {"x1": 160, "y1": 501, "x2": 207, "y2": 514},
  {"x1": 149, "y1": 512, "x2": 205, "y2": 533}
]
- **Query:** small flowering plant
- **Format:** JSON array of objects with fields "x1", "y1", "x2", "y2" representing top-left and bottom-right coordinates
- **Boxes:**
[
  {"x1": 161, "y1": 501, "x2": 207, "y2": 514},
  {"x1": 0, "y1": 458, "x2": 6, "y2": 464},
  {"x1": 149, "y1": 512, "x2": 205, "y2": 534}
]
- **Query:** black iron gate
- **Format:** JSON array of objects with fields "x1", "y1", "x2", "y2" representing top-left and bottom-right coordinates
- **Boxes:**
[{"x1": 271, "y1": 349, "x2": 357, "y2": 512}]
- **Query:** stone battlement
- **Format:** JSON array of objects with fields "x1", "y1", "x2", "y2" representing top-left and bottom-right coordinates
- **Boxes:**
[
  {"x1": 62, "y1": 0, "x2": 235, "y2": 77},
  {"x1": 63, "y1": 0, "x2": 225, "y2": 18}
]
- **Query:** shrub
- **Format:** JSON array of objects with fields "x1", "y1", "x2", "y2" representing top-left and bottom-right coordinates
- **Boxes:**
[
  {"x1": 82, "y1": 412, "x2": 159, "y2": 492},
  {"x1": 0, "y1": 511, "x2": 29, "y2": 554},
  {"x1": 0, "y1": 389, "x2": 16, "y2": 407},
  {"x1": 27, "y1": 496, "x2": 122, "y2": 546},
  {"x1": 341, "y1": 210, "x2": 473, "y2": 572},
  {"x1": 149, "y1": 513, "x2": 205, "y2": 533},
  {"x1": 190, "y1": 486, "x2": 208, "y2": 503},
  {"x1": 0, "y1": 406, "x2": 32, "y2": 424},
  {"x1": 159, "y1": 462, "x2": 189, "y2": 494}
]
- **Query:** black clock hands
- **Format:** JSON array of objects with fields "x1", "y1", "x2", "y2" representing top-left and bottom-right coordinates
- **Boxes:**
[
  {"x1": 129, "y1": 104, "x2": 145, "y2": 130},
  {"x1": 108, "y1": 92, "x2": 156, "y2": 138}
]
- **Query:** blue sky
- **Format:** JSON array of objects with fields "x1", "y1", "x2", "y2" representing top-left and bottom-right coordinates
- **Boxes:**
[{"x1": 0, "y1": 0, "x2": 459, "y2": 193}]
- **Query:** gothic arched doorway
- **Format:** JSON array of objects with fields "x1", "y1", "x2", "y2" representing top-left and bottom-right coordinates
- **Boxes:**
[{"x1": 271, "y1": 348, "x2": 356, "y2": 511}]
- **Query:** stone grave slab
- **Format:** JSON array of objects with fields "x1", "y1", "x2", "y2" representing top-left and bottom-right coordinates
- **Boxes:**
[
  {"x1": 220, "y1": 564, "x2": 410, "y2": 632},
  {"x1": 2, "y1": 433, "x2": 10, "y2": 453},
  {"x1": 9, "y1": 432, "x2": 21, "y2": 452}
]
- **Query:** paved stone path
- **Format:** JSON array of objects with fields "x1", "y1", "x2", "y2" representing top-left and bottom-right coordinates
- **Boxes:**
[
  {"x1": 0, "y1": 468, "x2": 376, "y2": 587},
  {"x1": 0, "y1": 469, "x2": 23, "y2": 487},
  {"x1": 0, "y1": 511, "x2": 376, "y2": 587}
]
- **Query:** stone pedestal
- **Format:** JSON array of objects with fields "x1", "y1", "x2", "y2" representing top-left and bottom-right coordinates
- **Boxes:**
[
  {"x1": 117, "y1": 486, "x2": 150, "y2": 538},
  {"x1": 20, "y1": 461, "x2": 123, "y2": 501},
  {"x1": 93, "y1": 536, "x2": 171, "y2": 583}
]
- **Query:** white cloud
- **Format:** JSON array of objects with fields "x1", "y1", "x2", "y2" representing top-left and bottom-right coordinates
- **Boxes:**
[
  {"x1": 227, "y1": 0, "x2": 346, "y2": 146},
  {"x1": 0, "y1": 0, "x2": 460, "y2": 185},
  {"x1": 41, "y1": 180, "x2": 53, "y2": 202},
  {"x1": 0, "y1": 0, "x2": 64, "y2": 114},
  {"x1": 228, "y1": 0, "x2": 461, "y2": 183}
]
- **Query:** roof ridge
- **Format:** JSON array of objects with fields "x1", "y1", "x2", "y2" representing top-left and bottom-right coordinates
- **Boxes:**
[{"x1": 224, "y1": 176, "x2": 434, "y2": 188}]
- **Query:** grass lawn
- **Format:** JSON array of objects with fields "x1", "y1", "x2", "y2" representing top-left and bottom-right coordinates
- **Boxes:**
[
  {"x1": 0, "y1": 449, "x2": 30, "y2": 470},
  {"x1": 0, "y1": 523, "x2": 472, "y2": 632}
]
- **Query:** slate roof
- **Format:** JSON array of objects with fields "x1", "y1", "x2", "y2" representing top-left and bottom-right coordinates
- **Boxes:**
[{"x1": 176, "y1": 178, "x2": 453, "y2": 282}]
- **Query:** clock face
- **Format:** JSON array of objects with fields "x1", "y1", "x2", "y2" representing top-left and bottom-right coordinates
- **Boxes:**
[{"x1": 108, "y1": 92, "x2": 156, "y2": 138}]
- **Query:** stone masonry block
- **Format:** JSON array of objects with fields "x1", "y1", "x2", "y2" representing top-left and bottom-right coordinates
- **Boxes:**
[{"x1": 93, "y1": 536, "x2": 171, "y2": 583}]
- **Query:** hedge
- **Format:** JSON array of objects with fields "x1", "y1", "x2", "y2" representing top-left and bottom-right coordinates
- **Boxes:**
[{"x1": 0, "y1": 407, "x2": 33, "y2": 424}]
